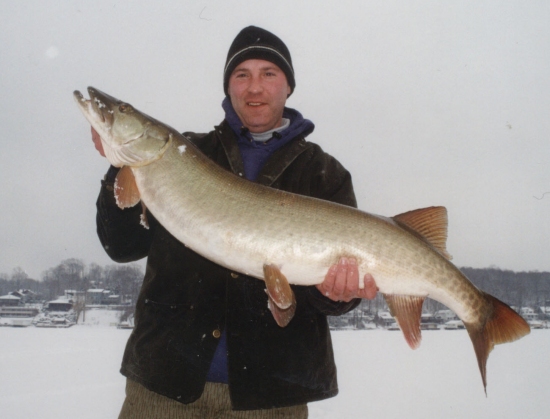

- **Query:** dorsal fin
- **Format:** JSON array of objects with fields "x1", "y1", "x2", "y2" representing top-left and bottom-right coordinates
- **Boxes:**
[
  {"x1": 392, "y1": 206, "x2": 452, "y2": 260},
  {"x1": 114, "y1": 166, "x2": 141, "y2": 209}
]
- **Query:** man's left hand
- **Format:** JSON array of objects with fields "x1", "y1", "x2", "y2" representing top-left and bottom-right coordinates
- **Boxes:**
[{"x1": 316, "y1": 257, "x2": 378, "y2": 302}]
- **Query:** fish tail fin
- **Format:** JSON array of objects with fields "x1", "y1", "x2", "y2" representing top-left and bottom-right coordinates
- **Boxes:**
[{"x1": 465, "y1": 292, "x2": 530, "y2": 394}]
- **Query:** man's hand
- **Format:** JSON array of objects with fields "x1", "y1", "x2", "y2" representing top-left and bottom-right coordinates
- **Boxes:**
[
  {"x1": 316, "y1": 257, "x2": 378, "y2": 302},
  {"x1": 91, "y1": 126, "x2": 106, "y2": 157}
]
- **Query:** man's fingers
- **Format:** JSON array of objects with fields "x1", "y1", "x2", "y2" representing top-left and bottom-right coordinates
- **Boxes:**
[
  {"x1": 358, "y1": 274, "x2": 378, "y2": 300},
  {"x1": 318, "y1": 264, "x2": 337, "y2": 297},
  {"x1": 331, "y1": 257, "x2": 349, "y2": 298},
  {"x1": 345, "y1": 258, "x2": 359, "y2": 294},
  {"x1": 319, "y1": 257, "x2": 378, "y2": 302},
  {"x1": 333, "y1": 257, "x2": 360, "y2": 302}
]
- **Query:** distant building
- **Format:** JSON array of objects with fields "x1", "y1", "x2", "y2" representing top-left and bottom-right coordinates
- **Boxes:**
[
  {"x1": 63, "y1": 290, "x2": 86, "y2": 306},
  {"x1": 86, "y1": 289, "x2": 105, "y2": 305},
  {"x1": 86, "y1": 289, "x2": 121, "y2": 305},
  {"x1": 0, "y1": 294, "x2": 21, "y2": 307},
  {"x1": 376, "y1": 311, "x2": 394, "y2": 327},
  {"x1": 10, "y1": 289, "x2": 39, "y2": 304},
  {"x1": 421, "y1": 312, "x2": 436, "y2": 323},
  {"x1": 434, "y1": 309, "x2": 457, "y2": 323},
  {"x1": 0, "y1": 306, "x2": 39, "y2": 318},
  {"x1": 105, "y1": 293, "x2": 121, "y2": 305},
  {"x1": 46, "y1": 299, "x2": 73, "y2": 312},
  {"x1": 539, "y1": 306, "x2": 550, "y2": 320},
  {"x1": 520, "y1": 307, "x2": 538, "y2": 321}
]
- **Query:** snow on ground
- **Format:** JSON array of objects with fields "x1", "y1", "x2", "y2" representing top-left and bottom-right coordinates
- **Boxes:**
[
  {"x1": 312, "y1": 329, "x2": 548, "y2": 418},
  {"x1": 0, "y1": 326, "x2": 547, "y2": 419},
  {"x1": 78, "y1": 307, "x2": 123, "y2": 327},
  {"x1": 0, "y1": 326, "x2": 129, "y2": 419}
]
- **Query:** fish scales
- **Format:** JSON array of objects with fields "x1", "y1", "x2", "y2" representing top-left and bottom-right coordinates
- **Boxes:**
[{"x1": 134, "y1": 136, "x2": 484, "y2": 324}]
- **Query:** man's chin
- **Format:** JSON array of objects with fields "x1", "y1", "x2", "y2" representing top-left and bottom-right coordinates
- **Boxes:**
[{"x1": 243, "y1": 117, "x2": 282, "y2": 134}]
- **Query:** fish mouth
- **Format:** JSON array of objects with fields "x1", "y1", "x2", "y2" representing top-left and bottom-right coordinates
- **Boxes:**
[
  {"x1": 73, "y1": 87, "x2": 119, "y2": 127},
  {"x1": 74, "y1": 86, "x2": 172, "y2": 168},
  {"x1": 73, "y1": 89, "x2": 92, "y2": 117},
  {"x1": 74, "y1": 86, "x2": 146, "y2": 148},
  {"x1": 74, "y1": 87, "x2": 123, "y2": 166}
]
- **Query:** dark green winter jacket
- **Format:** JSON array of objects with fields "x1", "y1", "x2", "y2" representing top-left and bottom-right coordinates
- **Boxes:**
[{"x1": 96, "y1": 120, "x2": 360, "y2": 410}]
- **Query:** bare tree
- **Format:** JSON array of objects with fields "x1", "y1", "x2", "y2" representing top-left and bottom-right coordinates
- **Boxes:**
[{"x1": 104, "y1": 264, "x2": 144, "y2": 304}]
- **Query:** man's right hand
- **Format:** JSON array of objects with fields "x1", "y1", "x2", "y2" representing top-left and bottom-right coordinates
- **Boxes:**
[
  {"x1": 91, "y1": 127, "x2": 106, "y2": 157},
  {"x1": 317, "y1": 257, "x2": 378, "y2": 302}
]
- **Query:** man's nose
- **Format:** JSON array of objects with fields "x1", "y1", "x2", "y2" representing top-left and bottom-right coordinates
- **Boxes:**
[{"x1": 247, "y1": 76, "x2": 263, "y2": 93}]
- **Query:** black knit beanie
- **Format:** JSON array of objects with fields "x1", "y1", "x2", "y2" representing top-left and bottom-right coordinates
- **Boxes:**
[{"x1": 223, "y1": 26, "x2": 295, "y2": 96}]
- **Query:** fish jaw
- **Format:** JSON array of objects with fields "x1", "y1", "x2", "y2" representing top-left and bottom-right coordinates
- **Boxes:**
[
  {"x1": 74, "y1": 87, "x2": 172, "y2": 167},
  {"x1": 73, "y1": 87, "x2": 116, "y2": 142}
]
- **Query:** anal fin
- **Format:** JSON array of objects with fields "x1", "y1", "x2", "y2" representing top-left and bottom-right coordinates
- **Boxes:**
[
  {"x1": 114, "y1": 166, "x2": 141, "y2": 209},
  {"x1": 263, "y1": 264, "x2": 296, "y2": 327},
  {"x1": 384, "y1": 294, "x2": 425, "y2": 349}
]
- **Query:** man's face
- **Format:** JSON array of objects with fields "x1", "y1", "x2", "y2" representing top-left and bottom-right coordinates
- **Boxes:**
[{"x1": 227, "y1": 59, "x2": 291, "y2": 133}]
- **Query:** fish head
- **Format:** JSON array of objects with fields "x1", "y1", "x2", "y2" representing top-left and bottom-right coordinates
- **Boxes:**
[{"x1": 74, "y1": 87, "x2": 172, "y2": 167}]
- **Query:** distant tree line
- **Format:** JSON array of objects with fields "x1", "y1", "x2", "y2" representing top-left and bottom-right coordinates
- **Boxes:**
[
  {"x1": 328, "y1": 267, "x2": 550, "y2": 329},
  {"x1": 460, "y1": 267, "x2": 550, "y2": 309},
  {"x1": 0, "y1": 259, "x2": 144, "y2": 305},
  {"x1": 335, "y1": 266, "x2": 550, "y2": 324},
  {"x1": 1, "y1": 262, "x2": 549, "y2": 314}
]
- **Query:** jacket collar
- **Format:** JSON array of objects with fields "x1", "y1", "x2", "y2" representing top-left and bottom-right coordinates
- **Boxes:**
[
  {"x1": 218, "y1": 98, "x2": 315, "y2": 186},
  {"x1": 215, "y1": 121, "x2": 312, "y2": 187}
]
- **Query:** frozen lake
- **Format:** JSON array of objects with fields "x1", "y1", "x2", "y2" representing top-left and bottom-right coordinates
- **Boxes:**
[{"x1": 0, "y1": 326, "x2": 547, "y2": 418}]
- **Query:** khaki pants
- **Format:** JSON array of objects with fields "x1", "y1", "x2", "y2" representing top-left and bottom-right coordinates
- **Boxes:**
[{"x1": 118, "y1": 379, "x2": 308, "y2": 419}]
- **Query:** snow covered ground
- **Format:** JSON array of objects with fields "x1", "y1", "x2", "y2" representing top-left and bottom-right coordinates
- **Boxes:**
[{"x1": 0, "y1": 325, "x2": 547, "y2": 419}]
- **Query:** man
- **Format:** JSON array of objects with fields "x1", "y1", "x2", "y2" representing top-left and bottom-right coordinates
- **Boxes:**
[{"x1": 94, "y1": 26, "x2": 377, "y2": 418}]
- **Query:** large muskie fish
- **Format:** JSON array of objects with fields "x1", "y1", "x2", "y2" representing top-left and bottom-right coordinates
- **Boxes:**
[{"x1": 74, "y1": 87, "x2": 529, "y2": 393}]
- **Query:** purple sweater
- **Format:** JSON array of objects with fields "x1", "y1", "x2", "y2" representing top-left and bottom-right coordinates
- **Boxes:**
[
  {"x1": 206, "y1": 98, "x2": 315, "y2": 383},
  {"x1": 222, "y1": 97, "x2": 314, "y2": 181}
]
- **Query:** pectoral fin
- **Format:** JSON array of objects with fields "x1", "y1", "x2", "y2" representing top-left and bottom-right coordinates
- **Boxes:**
[
  {"x1": 114, "y1": 166, "x2": 141, "y2": 209},
  {"x1": 263, "y1": 264, "x2": 296, "y2": 327},
  {"x1": 384, "y1": 294, "x2": 425, "y2": 349}
]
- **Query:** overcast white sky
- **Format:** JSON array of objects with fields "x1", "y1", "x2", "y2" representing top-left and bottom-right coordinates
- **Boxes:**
[{"x1": 1, "y1": 0, "x2": 549, "y2": 280}]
